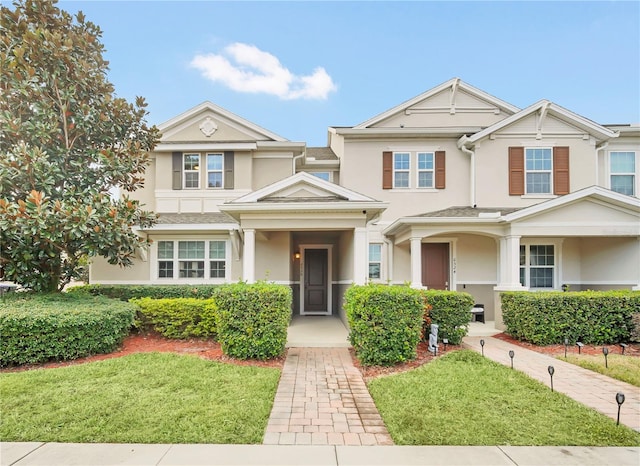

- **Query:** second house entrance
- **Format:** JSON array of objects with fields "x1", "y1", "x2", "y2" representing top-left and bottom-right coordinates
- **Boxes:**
[{"x1": 300, "y1": 245, "x2": 332, "y2": 315}]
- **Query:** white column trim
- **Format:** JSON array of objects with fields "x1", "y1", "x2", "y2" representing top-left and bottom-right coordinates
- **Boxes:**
[
  {"x1": 410, "y1": 237, "x2": 422, "y2": 289},
  {"x1": 242, "y1": 228, "x2": 255, "y2": 284},
  {"x1": 354, "y1": 228, "x2": 367, "y2": 285}
]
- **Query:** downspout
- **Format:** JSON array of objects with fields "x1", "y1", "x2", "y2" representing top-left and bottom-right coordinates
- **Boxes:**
[
  {"x1": 458, "y1": 136, "x2": 476, "y2": 208},
  {"x1": 383, "y1": 237, "x2": 394, "y2": 284},
  {"x1": 595, "y1": 141, "x2": 608, "y2": 187},
  {"x1": 292, "y1": 151, "x2": 305, "y2": 175}
]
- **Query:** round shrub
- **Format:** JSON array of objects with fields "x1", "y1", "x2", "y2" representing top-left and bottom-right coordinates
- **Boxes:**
[
  {"x1": 131, "y1": 297, "x2": 217, "y2": 339},
  {"x1": 0, "y1": 293, "x2": 135, "y2": 366}
]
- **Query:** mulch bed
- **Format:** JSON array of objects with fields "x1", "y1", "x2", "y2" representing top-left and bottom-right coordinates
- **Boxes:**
[{"x1": 493, "y1": 332, "x2": 640, "y2": 357}]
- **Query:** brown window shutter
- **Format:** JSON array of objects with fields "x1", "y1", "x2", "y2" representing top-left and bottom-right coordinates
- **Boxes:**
[
  {"x1": 172, "y1": 152, "x2": 182, "y2": 190},
  {"x1": 553, "y1": 146, "x2": 570, "y2": 195},
  {"x1": 382, "y1": 151, "x2": 392, "y2": 189},
  {"x1": 435, "y1": 151, "x2": 446, "y2": 189},
  {"x1": 508, "y1": 147, "x2": 525, "y2": 195},
  {"x1": 224, "y1": 151, "x2": 234, "y2": 189}
]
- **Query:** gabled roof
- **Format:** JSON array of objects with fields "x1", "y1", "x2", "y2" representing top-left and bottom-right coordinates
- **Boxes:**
[
  {"x1": 353, "y1": 78, "x2": 520, "y2": 129},
  {"x1": 158, "y1": 101, "x2": 288, "y2": 142},
  {"x1": 462, "y1": 100, "x2": 618, "y2": 145}
]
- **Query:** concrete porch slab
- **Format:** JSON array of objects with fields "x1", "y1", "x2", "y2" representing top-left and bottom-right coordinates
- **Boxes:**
[{"x1": 287, "y1": 316, "x2": 350, "y2": 347}]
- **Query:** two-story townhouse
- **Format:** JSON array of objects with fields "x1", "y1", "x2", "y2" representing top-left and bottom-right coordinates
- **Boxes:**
[{"x1": 90, "y1": 78, "x2": 640, "y2": 328}]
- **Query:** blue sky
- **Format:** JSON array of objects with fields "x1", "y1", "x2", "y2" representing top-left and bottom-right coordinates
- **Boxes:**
[{"x1": 47, "y1": 1, "x2": 640, "y2": 145}]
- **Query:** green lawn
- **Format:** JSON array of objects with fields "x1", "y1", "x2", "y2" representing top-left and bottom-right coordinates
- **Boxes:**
[
  {"x1": 0, "y1": 353, "x2": 280, "y2": 444},
  {"x1": 368, "y1": 350, "x2": 640, "y2": 446},
  {"x1": 561, "y1": 354, "x2": 640, "y2": 387}
]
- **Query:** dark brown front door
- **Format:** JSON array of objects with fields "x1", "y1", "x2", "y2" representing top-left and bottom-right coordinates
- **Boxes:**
[
  {"x1": 422, "y1": 243, "x2": 450, "y2": 290},
  {"x1": 304, "y1": 249, "x2": 328, "y2": 314}
]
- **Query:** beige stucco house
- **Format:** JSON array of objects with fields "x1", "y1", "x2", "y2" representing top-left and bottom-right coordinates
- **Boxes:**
[{"x1": 90, "y1": 78, "x2": 640, "y2": 327}]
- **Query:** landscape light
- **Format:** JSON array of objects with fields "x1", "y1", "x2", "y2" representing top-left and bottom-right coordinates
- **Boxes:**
[
  {"x1": 547, "y1": 365, "x2": 555, "y2": 392},
  {"x1": 443, "y1": 338, "x2": 448, "y2": 352},
  {"x1": 602, "y1": 347, "x2": 609, "y2": 368},
  {"x1": 480, "y1": 339, "x2": 485, "y2": 357},
  {"x1": 620, "y1": 343, "x2": 628, "y2": 355},
  {"x1": 616, "y1": 392, "x2": 625, "y2": 426},
  {"x1": 564, "y1": 338, "x2": 569, "y2": 358},
  {"x1": 508, "y1": 350, "x2": 515, "y2": 369},
  {"x1": 576, "y1": 342, "x2": 584, "y2": 354}
]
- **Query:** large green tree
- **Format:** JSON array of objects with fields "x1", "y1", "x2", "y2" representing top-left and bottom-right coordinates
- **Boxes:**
[{"x1": 0, "y1": 0, "x2": 160, "y2": 292}]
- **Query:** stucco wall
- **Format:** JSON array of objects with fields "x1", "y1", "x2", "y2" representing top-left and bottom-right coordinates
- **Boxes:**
[{"x1": 255, "y1": 231, "x2": 290, "y2": 282}]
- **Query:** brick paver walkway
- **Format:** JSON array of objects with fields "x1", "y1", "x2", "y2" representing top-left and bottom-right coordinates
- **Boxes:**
[
  {"x1": 263, "y1": 347, "x2": 393, "y2": 446},
  {"x1": 464, "y1": 336, "x2": 640, "y2": 432}
]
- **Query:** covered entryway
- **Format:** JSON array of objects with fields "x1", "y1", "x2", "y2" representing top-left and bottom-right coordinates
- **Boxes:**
[
  {"x1": 422, "y1": 242, "x2": 450, "y2": 290},
  {"x1": 301, "y1": 246, "x2": 331, "y2": 315}
]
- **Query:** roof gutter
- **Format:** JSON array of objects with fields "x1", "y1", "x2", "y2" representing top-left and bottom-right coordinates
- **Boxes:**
[
  {"x1": 457, "y1": 135, "x2": 476, "y2": 208},
  {"x1": 594, "y1": 141, "x2": 608, "y2": 187},
  {"x1": 292, "y1": 150, "x2": 305, "y2": 175}
]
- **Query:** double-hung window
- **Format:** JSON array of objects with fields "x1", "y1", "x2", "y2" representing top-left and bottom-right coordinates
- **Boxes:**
[
  {"x1": 610, "y1": 151, "x2": 636, "y2": 196},
  {"x1": 525, "y1": 148, "x2": 552, "y2": 194},
  {"x1": 368, "y1": 244, "x2": 382, "y2": 280},
  {"x1": 393, "y1": 152, "x2": 410, "y2": 188},
  {"x1": 183, "y1": 154, "x2": 200, "y2": 189},
  {"x1": 520, "y1": 244, "x2": 555, "y2": 289},
  {"x1": 207, "y1": 153, "x2": 224, "y2": 188},
  {"x1": 157, "y1": 240, "x2": 227, "y2": 280},
  {"x1": 417, "y1": 152, "x2": 434, "y2": 188}
]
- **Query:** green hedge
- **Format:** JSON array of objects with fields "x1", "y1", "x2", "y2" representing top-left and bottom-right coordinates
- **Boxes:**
[
  {"x1": 131, "y1": 297, "x2": 217, "y2": 339},
  {"x1": 68, "y1": 284, "x2": 219, "y2": 301},
  {"x1": 422, "y1": 290, "x2": 474, "y2": 345},
  {"x1": 345, "y1": 284, "x2": 423, "y2": 366},
  {"x1": 501, "y1": 291, "x2": 640, "y2": 345},
  {"x1": 0, "y1": 294, "x2": 135, "y2": 367},
  {"x1": 214, "y1": 282, "x2": 292, "y2": 360}
]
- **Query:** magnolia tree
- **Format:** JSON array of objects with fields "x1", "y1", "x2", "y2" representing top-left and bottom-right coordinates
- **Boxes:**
[{"x1": 0, "y1": 0, "x2": 160, "y2": 292}]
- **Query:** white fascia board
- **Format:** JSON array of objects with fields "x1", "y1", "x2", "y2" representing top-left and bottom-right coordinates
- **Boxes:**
[
  {"x1": 155, "y1": 143, "x2": 258, "y2": 152},
  {"x1": 219, "y1": 201, "x2": 388, "y2": 213},
  {"x1": 383, "y1": 216, "x2": 504, "y2": 236},
  {"x1": 142, "y1": 223, "x2": 240, "y2": 232},
  {"x1": 256, "y1": 141, "x2": 306, "y2": 149},
  {"x1": 333, "y1": 127, "x2": 484, "y2": 137}
]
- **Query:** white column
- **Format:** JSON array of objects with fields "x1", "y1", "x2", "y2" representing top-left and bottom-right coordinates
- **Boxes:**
[
  {"x1": 242, "y1": 228, "x2": 255, "y2": 284},
  {"x1": 410, "y1": 237, "x2": 423, "y2": 289},
  {"x1": 634, "y1": 237, "x2": 640, "y2": 291},
  {"x1": 353, "y1": 227, "x2": 367, "y2": 285},
  {"x1": 495, "y1": 235, "x2": 526, "y2": 290}
]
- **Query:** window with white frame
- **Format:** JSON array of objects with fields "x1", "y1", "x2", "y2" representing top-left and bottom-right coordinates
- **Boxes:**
[
  {"x1": 207, "y1": 153, "x2": 223, "y2": 188},
  {"x1": 368, "y1": 243, "x2": 382, "y2": 279},
  {"x1": 520, "y1": 244, "x2": 555, "y2": 288},
  {"x1": 310, "y1": 172, "x2": 331, "y2": 182},
  {"x1": 610, "y1": 151, "x2": 636, "y2": 196},
  {"x1": 393, "y1": 152, "x2": 410, "y2": 188},
  {"x1": 525, "y1": 148, "x2": 552, "y2": 194},
  {"x1": 417, "y1": 152, "x2": 434, "y2": 188},
  {"x1": 183, "y1": 154, "x2": 200, "y2": 189},
  {"x1": 157, "y1": 240, "x2": 227, "y2": 280}
]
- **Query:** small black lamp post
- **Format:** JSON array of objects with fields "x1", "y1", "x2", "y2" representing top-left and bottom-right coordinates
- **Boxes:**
[
  {"x1": 620, "y1": 343, "x2": 628, "y2": 355},
  {"x1": 508, "y1": 350, "x2": 515, "y2": 369},
  {"x1": 548, "y1": 365, "x2": 555, "y2": 392},
  {"x1": 564, "y1": 338, "x2": 569, "y2": 358},
  {"x1": 480, "y1": 339, "x2": 485, "y2": 357},
  {"x1": 443, "y1": 338, "x2": 448, "y2": 352},
  {"x1": 576, "y1": 342, "x2": 584, "y2": 354},
  {"x1": 602, "y1": 346, "x2": 609, "y2": 368},
  {"x1": 616, "y1": 392, "x2": 625, "y2": 426}
]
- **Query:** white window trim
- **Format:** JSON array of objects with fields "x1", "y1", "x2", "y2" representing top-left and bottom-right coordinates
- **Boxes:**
[
  {"x1": 393, "y1": 152, "x2": 411, "y2": 189},
  {"x1": 368, "y1": 243, "x2": 383, "y2": 282},
  {"x1": 519, "y1": 238, "x2": 563, "y2": 290},
  {"x1": 151, "y1": 236, "x2": 231, "y2": 284},
  {"x1": 183, "y1": 153, "x2": 201, "y2": 190},
  {"x1": 607, "y1": 150, "x2": 637, "y2": 196},
  {"x1": 416, "y1": 152, "x2": 435, "y2": 189},
  {"x1": 206, "y1": 153, "x2": 224, "y2": 189},
  {"x1": 525, "y1": 147, "x2": 553, "y2": 195}
]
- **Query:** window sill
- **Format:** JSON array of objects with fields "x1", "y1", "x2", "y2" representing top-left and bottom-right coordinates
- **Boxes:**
[
  {"x1": 521, "y1": 194, "x2": 557, "y2": 200},
  {"x1": 390, "y1": 188, "x2": 439, "y2": 193}
]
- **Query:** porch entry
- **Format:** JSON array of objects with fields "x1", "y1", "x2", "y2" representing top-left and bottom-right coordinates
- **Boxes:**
[
  {"x1": 422, "y1": 242, "x2": 450, "y2": 290},
  {"x1": 300, "y1": 245, "x2": 332, "y2": 315}
]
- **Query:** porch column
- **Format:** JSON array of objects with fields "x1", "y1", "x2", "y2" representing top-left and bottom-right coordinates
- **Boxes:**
[
  {"x1": 354, "y1": 227, "x2": 367, "y2": 285},
  {"x1": 496, "y1": 235, "x2": 525, "y2": 290},
  {"x1": 242, "y1": 228, "x2": 255, "y2": 284},
  {"x1": 410, "y1": 237, "x2": 422, "y2": 288}
]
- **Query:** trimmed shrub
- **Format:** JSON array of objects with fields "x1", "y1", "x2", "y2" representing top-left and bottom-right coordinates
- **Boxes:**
[
  {"x1": 214, "y1": 282, "x2": 292, "y2": 360},
  {"x1": 631, "y1": 313, "x2": 640, "y2": 343},
  {"x1": 131, "y1": 298, "x2": 217, "y2": 339},
  {"x1": 501, "y1": 290, "x2": 640, "y2": 345},
  {"x1": 422, "y1": 290, "x2": 474, "y2": 345},
  {"x1": 67, "y1": 284, "x2": 219, "y2": 301},
  {"x1": 0, "y1": 293, "x2": 134, "y2": 366},
  {"x1": 345, "y1": 284, "x2": 423, "y2": 366}
]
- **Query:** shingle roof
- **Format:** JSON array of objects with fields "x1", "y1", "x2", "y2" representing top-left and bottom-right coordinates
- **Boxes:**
[
  {"x1": 156, "y1": 213, "x2": 238, "y2": 224},
  {"x1": 306, "y1": 147, "x2": 338, "y2": 160},
  {"x1": 412, "y1": 206, "x2": 521, "y2": 218}
]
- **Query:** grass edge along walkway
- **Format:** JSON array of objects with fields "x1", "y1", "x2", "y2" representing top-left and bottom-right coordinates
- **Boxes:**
[
  {"x1": 368, "y1": 350, "x2": 640, "y2": 446},
  {"x1": 0, "y1": 352, "x2": 280, "y2": 444}
]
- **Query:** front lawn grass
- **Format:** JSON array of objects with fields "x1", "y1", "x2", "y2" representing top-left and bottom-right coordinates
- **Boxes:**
[
  {"x1": 0, "y1": 353, "x2": 280, "y2": 444},
  {"x1": 561, "y1": 354, "x2": 640, "y2": 387},
  {"x1": 368, "y1": 350, "x2": 640, "y2": 446}
]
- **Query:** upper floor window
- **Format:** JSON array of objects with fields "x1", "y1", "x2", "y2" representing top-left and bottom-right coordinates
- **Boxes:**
[
  {"x1": 393, "y1": 152, "x2": 410, "y2": 188},
  {"x1": 310, "y1": 172, "x2": 331, "y2": 182},
  {"x1": 520, "y1": 244, "x2": 555, "y2": 289},
  {"x1": 610, "y1": 151, "x2": 636, "y2": 196},
  {"x1": 368, "y1": 243, "x2": 382, "y2": 279},
  {"x1": 207, "y1": 153, "x2": 224, "y2": 188},
  {"x1": 525, "y1": 148, "x2": 552, "y2": 194},
  {"x1": 183, "y1": 154, "x2": 200, "y2": 189},
  {"x1": 417, "y1": 152, "x2": 434, "y2": 188}
]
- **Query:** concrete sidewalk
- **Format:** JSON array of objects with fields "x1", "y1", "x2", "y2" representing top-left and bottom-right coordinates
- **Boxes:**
[
  {"x1": 2, "y1": 443, "x2": 639, "y2": 466},
  {"x1": 463, "y1": 336, "x2": 640, "y2": 432}
]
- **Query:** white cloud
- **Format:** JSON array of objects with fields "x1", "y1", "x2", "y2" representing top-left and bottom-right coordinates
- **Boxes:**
[{"x1": 190, "y1": 43, "x2": 336, "y2": 100}]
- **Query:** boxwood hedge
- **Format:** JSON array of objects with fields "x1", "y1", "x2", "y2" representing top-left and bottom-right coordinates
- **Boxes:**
[
  {"x1": 0, "y1": 293, "x2": 135, "y2": 367},
  {"x1": 68, "y1": 284, "x2": 219, "y2": 300},
  {"x1": 131, "y1": 297, "x2": 217, "y2": 339},
  {"x1": 501, "y1": 290, "x2": 640, "y2": 345},
  {"x1": 421, "y1": 290, "x2": 474, "y2": 345}
]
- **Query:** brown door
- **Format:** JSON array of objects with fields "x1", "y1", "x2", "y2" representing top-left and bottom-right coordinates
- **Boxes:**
[
  {"x1": 422, "y1": 243, "x2": 450, "y2": 290},
  {"x1": 304, "y1": 249, "x2": 328, "y2": 314}
]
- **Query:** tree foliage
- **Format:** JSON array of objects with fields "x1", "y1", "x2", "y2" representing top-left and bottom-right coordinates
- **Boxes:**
[{"x1": 0, "y1": 0, "x2": 160, "y2": 292}]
